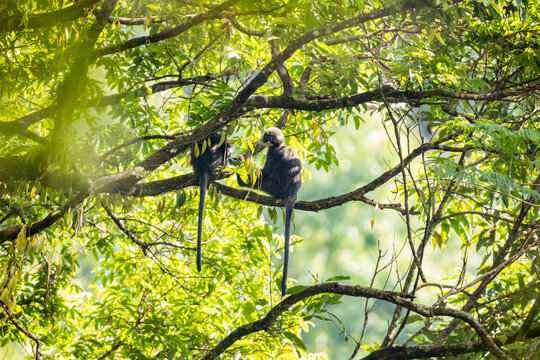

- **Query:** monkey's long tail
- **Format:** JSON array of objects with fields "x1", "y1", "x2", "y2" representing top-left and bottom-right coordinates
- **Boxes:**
[
  {"x1": 197, "y1": 171, "x2": 208, "y2": 272},
  {"x1": 281, "y1": 198, "x2": 295, "y2": 297}
]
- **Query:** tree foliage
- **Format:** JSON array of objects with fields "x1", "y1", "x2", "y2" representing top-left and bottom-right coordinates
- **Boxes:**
[{"x1": 0, "y1": 0, "x2": 539, "y2": 359}]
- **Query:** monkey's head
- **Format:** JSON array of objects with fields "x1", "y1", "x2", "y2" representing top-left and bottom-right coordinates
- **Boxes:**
[{"x1": 261, "y1": 127, "x2": 285, "y2": 147}]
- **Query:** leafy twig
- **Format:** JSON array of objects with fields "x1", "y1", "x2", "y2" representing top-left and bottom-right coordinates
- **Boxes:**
[{"x1": 0, "y1": 300, "x2": 43, "y2": 360}]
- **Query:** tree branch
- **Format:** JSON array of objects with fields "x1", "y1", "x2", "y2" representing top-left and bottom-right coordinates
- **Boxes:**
[
  {"x1": 105, "y1": 133, "x2": 460, "y2": 213},
  {"x1": 109, "y1": 16, "x2": 162, "y2": 25},
  {"x1": 362, "y1": 324, "x2": 540, "y2": 360},
  {"x1": 0, "y1": 190, "x2": 88, "y2": 244},
  {"x1": 0, "y1": 299, "x2": 43, "y2": 360},
  {"x1": 99, "y1": 134, "x2": 179, "y2": 161},
  {"x1": 245, "y1": 82, "x2": 540, "y2": 111},
  {"x1": 518, "y1": 290, "x2": 540, "y2": 339},
  {"x1": 201, "y1": 282, "x2": 511, "y2": 360},
  {"x1": 8, "y1": 79, "x2": 539, "y2": 134},
  {"x1": 103, "y1": 204, "x2": 149, "y2": 254},
  {"x1": 435, "y1": 174, "x2": 540, "y2": 343},
  {"x1": 227, "y1": 16, "x2": 266, "y2": 37}
]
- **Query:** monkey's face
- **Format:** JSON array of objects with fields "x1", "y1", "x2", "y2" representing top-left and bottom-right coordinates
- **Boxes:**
[
  {"x1": 262, "y1": 127, "x2": 284, "y2": 147},
  {"x1": 262, "y1": 133, "x2": 277, "y2": 147}
]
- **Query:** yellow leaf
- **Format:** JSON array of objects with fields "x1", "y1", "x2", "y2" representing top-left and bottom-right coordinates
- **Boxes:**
[
  {"x1": 432, "y1": 232, "x2": 443, "y2": 249},
  {"x1": 18, "y1": 224, "x2": 26, "y2": 239},
  {"x1": 7, "y1": 277, "x2": 16, "y2": 295},
  {"x1": 302, "y1": 168, "x2": 312, "y2": 181},
  {"x1": 217, "y1": 132, "x2": 226, "y2": 147},
  {"x1": 144, "y1": 15, "x2": 152, "y2": 27},
  {"x1": 66, "y1": 215, "x2": 73, "y2": 230},
  {"x1": 201, "y1": 138, "x2": 208, "y2": 154},
  {"x1": 435, "y1": 32, "x2": 446, "y2": 46},
  {"x1": 0, "y1": 289, "x2": 8, "y2": 301},
  {"x1": 31, "y1": 234, "x2": 38, "y2": 248},
  {"x1": 8, "y1": 299, "x2": 16, "y2": 312},
  {"x1": 309, "y1": 119, "x2": 317, "y2": 132},
  {"x1": 30, "y1": 186, "x2": 36, "y2": 198},
  {"x1": 370, "y1": 219, "x2": 375, "y2": 230},
  {"x1": 16, "y1": 225, "x2": 27, "y2": 251},
  {"x1": 36, "y1": 234, "x2": 46, "y2": 253}
]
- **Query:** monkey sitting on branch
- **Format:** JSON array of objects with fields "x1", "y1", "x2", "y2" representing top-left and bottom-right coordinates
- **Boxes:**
[
  {"x1": 190, "y1": 132, "x2": 231, "y2": 272},
  {"x1": 237, "y1": 127, "x2": 302, "y2": 296}
]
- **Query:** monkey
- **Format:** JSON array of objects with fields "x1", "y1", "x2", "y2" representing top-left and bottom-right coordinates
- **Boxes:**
[
  {"x1": 191, "y1": 132, "x2": 231, "y2": 272},
  {"x1": 236, "y1": 127, "x2": 302, "y2": 296}
]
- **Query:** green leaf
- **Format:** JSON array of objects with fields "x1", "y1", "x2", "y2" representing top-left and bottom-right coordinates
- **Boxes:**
[
  {"x1": 283, "y1": 331, "x2": 307, "y2": 352},
  {"x1": 175, "y1": 192, "x2": 187, "y2": 208}
]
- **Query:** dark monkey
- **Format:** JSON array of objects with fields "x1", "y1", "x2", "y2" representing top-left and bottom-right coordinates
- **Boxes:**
[
  {"x1": 191, "y1": 132, "x2": 231, "y2": 272},
  {"x1": 237, "y1": 127, "x2": 302, "y2": 296}
]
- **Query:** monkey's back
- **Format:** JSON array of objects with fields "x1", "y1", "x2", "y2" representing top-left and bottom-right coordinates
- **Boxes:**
[
  {"x1": 191, "y1": 133, "x2": 228, "y2": 176},
  {"x1": 262, "y1": 144, "x2": 302, "y2": 199}
]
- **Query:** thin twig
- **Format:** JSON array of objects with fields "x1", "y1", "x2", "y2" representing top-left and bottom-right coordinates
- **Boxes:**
[{"x1": 0, "y1": 300, "x2": 43, "y2": 360}]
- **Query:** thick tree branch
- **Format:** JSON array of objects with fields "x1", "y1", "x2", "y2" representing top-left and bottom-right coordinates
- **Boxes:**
[
  {"x1": 362, "y1": 324, "x2": 540, "y2": 360},
  {"x1": 8, "y1": 79, "x2": 538, "y2": 133},
  {"x1": 217, "y1": 182, "x2": 414, "y2": 214},
  {"x1": 0, "y1": 120, "x2": 47, "y2": 144},
  {"x1": 246, "y1": 82, "x2": 540, "y2": 111},
  {"x1": 109, "y1": 16, "x2": 162, "y2": 25},
  {"x1": 201, "y1": 282, "x2": 510, "y2": 360},
  {"x1": 0, "y1": 153, "x2": 90, "y2": 188}
]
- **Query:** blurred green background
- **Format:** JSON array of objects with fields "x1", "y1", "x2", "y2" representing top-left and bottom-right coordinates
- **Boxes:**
[{"x1": 293, "y1": 115, "x2": 474, "y2": 358}]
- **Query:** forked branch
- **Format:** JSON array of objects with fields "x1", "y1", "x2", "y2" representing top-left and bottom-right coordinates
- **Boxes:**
[{"x1": 201, "y1": 282, "x2": 511, "y2": 360}]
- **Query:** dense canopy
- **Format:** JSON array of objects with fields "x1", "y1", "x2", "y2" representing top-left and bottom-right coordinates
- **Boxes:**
[{"x1": 0, "y1": 0, "x2": 539, "y2": 359}]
